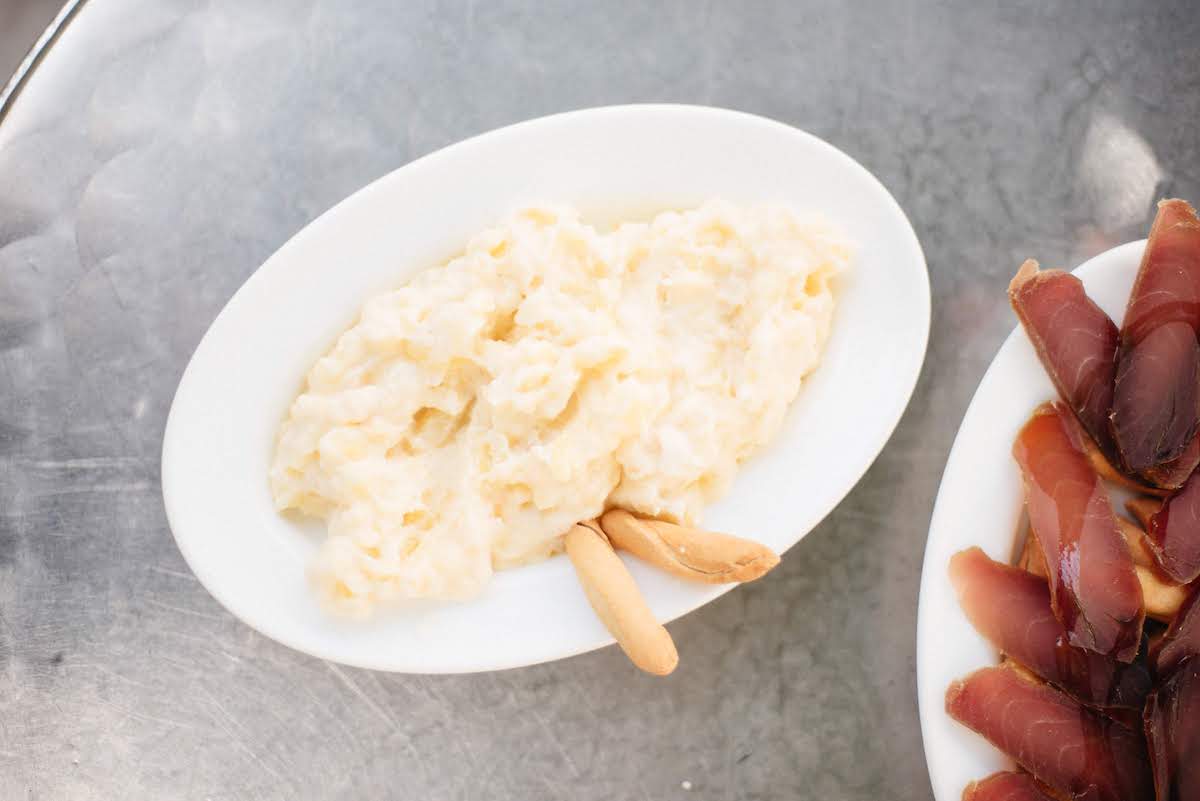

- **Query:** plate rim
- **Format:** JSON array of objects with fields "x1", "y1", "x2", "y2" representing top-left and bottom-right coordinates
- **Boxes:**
[{"x1": 162, "y1": 103, "x2": 932, "y2": 673}]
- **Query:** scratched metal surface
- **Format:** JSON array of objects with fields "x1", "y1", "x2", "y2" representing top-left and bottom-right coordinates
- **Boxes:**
[{"x1": 1, "y1": 1, "x2": 1198, "y2": 799}]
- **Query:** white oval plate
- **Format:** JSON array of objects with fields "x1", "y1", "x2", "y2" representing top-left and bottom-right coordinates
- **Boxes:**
[
  {"x1": 917, "y1": 241, "x2": 1146, "y2": 798},
  {"x1": 163, "y1": 105, "x2": 930, "y2": 673}
]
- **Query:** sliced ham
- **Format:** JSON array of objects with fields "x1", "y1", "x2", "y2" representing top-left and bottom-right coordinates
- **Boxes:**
[
  {"x1": 1128, "y1": 497, "x2": 1164, "y2": 530},
  {"x1": 1013, "y1": 402, "x2": 1145, "y2": 660},
  {"x1": 945, "y1": 664, "x2": 1153, "y2": 801},
  {"x1": 1143, "y1": 434, "x2": 1200, "y2": 492},
  {"x1": 1111, "y1": 321, "x2": 1200, "y2": 475},
  {"x1": 962, "y1": 772, "x2": 1059, "y2": 801},
  {"x1": 1144, "y1": 657, "x2": 1200, "y2": 801},
  {"x1": 1155, "y1": 588, "x2": 1200, "y2": 678},
  {"x1": 1146, "y1": 471, "x2": 1200, "y2": 584},
  {"x1": 1009, "y1": 260, "x2": 1121, "y2": 469},
  {"x1": 950, "y1": 547, "x2": 1151, "y2": 709},
  {"x1": 1114, "y1": 517, "x2": 1190, "y2": 622},
  {"x1": 1120, "y1": 200, "x2": 1200, "y2": 347},
  {"x1": 1112, "y1": 199, "x2": 1200, "y2": 487}
]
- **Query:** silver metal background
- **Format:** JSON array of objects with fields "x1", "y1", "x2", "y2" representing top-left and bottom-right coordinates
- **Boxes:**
[{"x1": 1, "y1": 1, "x2": 1198, "y2": 799}]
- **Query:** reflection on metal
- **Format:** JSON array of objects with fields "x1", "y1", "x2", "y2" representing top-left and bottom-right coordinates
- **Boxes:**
[
  {"x1": 0, "y1": 0, "x2": 88, "y2": 124},
  {"x1": 1079, "y1": 110, "x2": 1165, "y2": 230}
]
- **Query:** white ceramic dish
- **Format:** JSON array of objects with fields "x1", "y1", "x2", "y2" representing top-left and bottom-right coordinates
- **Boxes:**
[
  {"x1": 917, "y1": 241, "x2": 1146, "y2": 799},
  {"x1": 162, "y1": 104, "x2": 929, "y2": 673}
]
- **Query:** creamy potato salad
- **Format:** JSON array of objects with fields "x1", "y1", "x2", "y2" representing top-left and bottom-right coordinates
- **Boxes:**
[{"x1": 270, "y1": 201, "x2": 850, "y2": 615}]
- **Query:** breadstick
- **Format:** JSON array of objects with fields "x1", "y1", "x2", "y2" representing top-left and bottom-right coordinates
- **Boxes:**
[
  {"x1": 599, "y1": 510, "x2": 779, "y2": 584},
  {"x1": 564, "y1": 522, "x2": 678, "y2": 676}
]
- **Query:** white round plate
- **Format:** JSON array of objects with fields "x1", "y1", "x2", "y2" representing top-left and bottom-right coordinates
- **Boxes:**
[
  {"x1": 162, "y1": 104, "x2": 930, "y2": 673},
  {"x1": 917, "y1": 241, "x2": 1146, "y2": 798}
]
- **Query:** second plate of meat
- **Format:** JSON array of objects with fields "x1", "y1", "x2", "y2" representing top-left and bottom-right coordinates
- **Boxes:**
[{"x1": 917, "y1": 224, "x2": 1200, "y2": 801}]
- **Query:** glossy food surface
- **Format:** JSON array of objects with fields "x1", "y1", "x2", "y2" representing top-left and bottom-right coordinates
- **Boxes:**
[
  {"x1": 949, "y1": 547, "x2": 1151, "y2": 709},
  {"x1": 1012, "y1": 402, "x2": 1145, "y2": 660}
]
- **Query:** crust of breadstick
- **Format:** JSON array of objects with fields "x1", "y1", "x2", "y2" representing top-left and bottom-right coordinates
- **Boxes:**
[
  {"x1": 564, "y1": 523, "x2": 678, "y2": 676},
  {"x1": 599, "y1": 510, "x2": 779, "y2": 584}
]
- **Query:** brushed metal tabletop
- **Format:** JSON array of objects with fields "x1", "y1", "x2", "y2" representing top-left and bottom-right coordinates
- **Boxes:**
[{"x1": 1, "y1": 2, "x2": 1197, "y2": 799}]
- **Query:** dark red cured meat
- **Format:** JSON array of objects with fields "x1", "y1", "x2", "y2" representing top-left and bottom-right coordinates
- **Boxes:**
[
  {"x1": 1155, "y1": 587, "x2": 1200, "y2": 678},
  {"x1": 963, "y1": 772, "x2": 1059, "y2": 801},
  {"x1": 1009, "y1": 259, "x2": 1122, "y2": 470},
  {"x1": 1146, "y1": 470, "x2": 1200, "y2": 584},
  {"x1": 1013, "y1": 402, "x2": 1145, "y2": 661},
  {"x1": 1144, "y1": 656, "x2": 1200, "y2": 801},
  {"x1": 1121, "y1": 200, "x2": 1200, "y2": 345},
  {"x1": 1111, "y1": 321, "x2": 1200, "y2": 476},
  {"x1": 1112, "y1": 199, "x2": 1200, "y2": 485},
  {"x1": 950, "y1": 547, "x2": 1151, "y2": 710},
  {"x1": 945, "y1": 664, "x2": 1153, "y2": 801},
  {"x1": 1145, "y1": 433, "x2": 1200, "y2": 492}
]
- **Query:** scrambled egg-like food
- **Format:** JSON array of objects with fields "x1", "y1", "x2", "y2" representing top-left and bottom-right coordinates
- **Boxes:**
[{"x1": 270, "y1": 200, "x2": 850, "y2": 615}]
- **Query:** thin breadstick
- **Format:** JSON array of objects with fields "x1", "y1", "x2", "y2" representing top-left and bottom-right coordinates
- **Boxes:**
[
  {"x1": 564, "y1": 523, "x2": 678, "y2": 676},
  {"x1": 599, "y1": 510, "x2": 779, "y2": 584}
]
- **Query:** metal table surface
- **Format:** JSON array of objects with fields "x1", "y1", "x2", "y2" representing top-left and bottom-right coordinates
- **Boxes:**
[{"x1": 1, "y1": 2, "x2": 1197, "y2": 799}]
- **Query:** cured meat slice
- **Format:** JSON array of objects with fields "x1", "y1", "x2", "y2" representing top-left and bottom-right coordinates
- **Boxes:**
[
  {"x1": 1009, "y1": 260, "x2": 1121, "y2": 469},
  {"x1": 1155, "y1": 588, "x2": 1200, "y2": 678},
  {"x1": 1121, "y1": 200, "x2": 1200, "y2": 347},
  {"x1": 1145, "y1": 471, "x2": 1200, "y2": 584},
  {"x1": 962, "y1": 772, "x2": 1059, "y2": 801},
  {"x1": 1144, "y1": 657, "x2": 1200, "y2": 801},
  {"x1": 1114, "y1": 517, "x2": 1190, "y2": 622},
  {"x1": 1111, "y1": 321, "x2": 1200, "y2": 476},
  {"x1": 1013, "y1": 402, "x2": 1145, "y2": 660},
  {"x1": 1143, "y1": 434, "x2": 1200, "y2": 492},
  {"x1": 1113, "y1": 199, "x2": 1200, "y2": 486},
  {"x1": 945, "y1": 664, "x2": 1153, "y2": 801},
  {"x1": 950, "y1": 547, "x2": 1151, "y2": 709}
]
